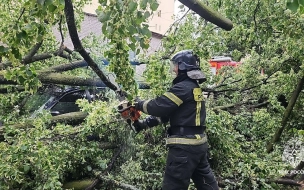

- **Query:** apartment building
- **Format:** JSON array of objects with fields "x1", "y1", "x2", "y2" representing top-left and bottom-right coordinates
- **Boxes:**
[
  {"x1": 83, "y1": 0, "x2": 175, "y2": 35},
  {"x1": 54, "y1": 1, "x2": 175, "y2": 81}
]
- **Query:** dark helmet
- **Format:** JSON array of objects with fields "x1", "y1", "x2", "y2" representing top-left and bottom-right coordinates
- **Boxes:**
[{"x1": 171, "y1": 50, "x2": 206, "y2": 83}]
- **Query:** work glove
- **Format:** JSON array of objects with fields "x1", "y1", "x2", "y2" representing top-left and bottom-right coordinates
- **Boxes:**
[{"x1": 133, "y1": 120, "x2": 148, "y2": 133}]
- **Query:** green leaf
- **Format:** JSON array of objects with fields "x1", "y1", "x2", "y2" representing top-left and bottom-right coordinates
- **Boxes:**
[
  {"x1": 178, "y1": 4, "x2": 185, "y2": 9},
  {"x1": 141, "y1": 27, "x2": 150, "y2": 36},
  {"x1": 140, "y1": 0, "x2": 148, "y2": 9},
  {"x1": 16, "y1": 30, "x2": 27, "y2": 39},
  {"x1": 128, "y1": 25, "x2": 137, "y2": 35},
  {"x1": 150, "y1": 2, "x2": 159, "y2": 11},
  {"x1": 45, "y1": 0, "x2": 53, "y2": 6},
  {"x1": 17, "y1": 76, "x2": 26, "y2": 84},
  {"x1": 144, "y1": 11, "x2": 150, "y2": 19},
  {"x1": 299, "y1": 4, "x2": 304, "y2": 13},
  {"x1": 299, "y1": 0, "x2": 304, "y2": 6},
  {"x1": 0, "y1": 45, "x2": 8, "y2": 53},
  {"x1": 21, "y1": 145, "x2": 28, "y2": 151},
  {"x1": 129, "y1": 43, "x2": 136, "y2": 51},
  {"x1": 98, "y1": 12, "x2": 110, "y2": 22},
  {"x1": 26, "y1": 69, "x2": 33, "y2": 76},
  {"x1": 37, "y1": 0, "x2": 45, "y2": 5},
  {"x1": 287, "y1": 1, "x2": 299, "y2": 12},
  {"x1": 23, "y1": 165, "x2": 30, "y2": 173},
  {"x1": 102, "y1": 23, "x2": 107, "y2": 34},
  {"x1": 136, "y1": 48, "x2": 141, "y2": 55},
  {"x1": 87, "y1": 165, "x2": 92, "y2": 171},
  {"x1": 48, "y1": 4, "x2": 57, "y2": 12},
  {"x1": 128, "y1": 2, "x2": 138, "y2": 13},
  {"x1": 12, "y1": 48, "x2": 21, "y2": 59}
]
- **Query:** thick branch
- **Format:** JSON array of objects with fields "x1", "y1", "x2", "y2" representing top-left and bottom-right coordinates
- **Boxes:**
[
  {"x1": 212, "y1": 103, "x2": 237, "y2": 111},
  {"x1": 49, "y1": 111, "x2": 88, "y2": 124},
  {"x1": 0, "y1": 73, "x2": 150, "y2": 89},
  {"x1": 0, "y1": 73, "x2": 107, "y2": 87},
  {"x1": 0, "y1": 112, "x2": 87, "y2": 132},
  {"x1": 267, "y1": 76, "x2": 304, "y2": 153},
  {"x1": 22, "y1": 41, "x2": 43, "y2": 63},
  {"x1": 270, "y1": 178, "x2": 302, "y2": 186},
  {"x1": 63, "y1": 176, "x2": 139, "y2": 190},
  {"x1": 86, "y1": 146, "x2": 124, "y2": 190},
  {"x1": 95, "y1": 174, "x2": 139, "y2": 190},
  {"x1": 42, "y1": 60, "x2": 88, "y2": 73},
  {"x1": 0, "y1": 51, "x2": 70, "y2": 69},
  {"x1": 64, "y1": 0, "x2": 117, "y2": 91},
  {"x1": 0, "y1": 86, "x2": 25, "y2": 93},
  {"x1": 38, "y1": 72, "x2": 107, "y2": 87},
  {"x1": 63, "y1": 180, "x2": 94, "y2": 190},
  {"x1": 178, "y1": 0, "x2": 233, "y2": 31},
  {"x1": 0, "y1": 111, "x2": 88, "y2": 141}
]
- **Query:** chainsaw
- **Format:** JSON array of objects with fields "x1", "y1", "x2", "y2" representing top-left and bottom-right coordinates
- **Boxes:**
[{"x1": 117, "y1": 100, "x2": 141, "y2": 132}]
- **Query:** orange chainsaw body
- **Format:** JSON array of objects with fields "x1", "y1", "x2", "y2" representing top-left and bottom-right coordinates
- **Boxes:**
[{"x1": 118, "y1": 100, "x2": 141, "y2": 122}]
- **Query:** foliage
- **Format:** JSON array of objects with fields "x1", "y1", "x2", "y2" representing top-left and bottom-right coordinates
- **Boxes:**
[
  {"x1": 0, "y1": 0, "x2": 304, "y2": 189},
  {"x1": 96, "y1": 0, "x2": 159, "y2": 98},
  {"x1": 287, "y1": 0, "x2": 304, "y2": 13}
]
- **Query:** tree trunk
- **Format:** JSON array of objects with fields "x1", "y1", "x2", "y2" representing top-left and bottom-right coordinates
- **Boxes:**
[
  {"x1": 0, "y1": 73, "x2": 107, "y2": 87},
  {"x1": 64, "y1": 0, "x2": 118, "y2": 91},
  {"x1": 62, "y1": 180, "x2": 94, "y2": 190},
  {"x1": 0, "y1": 111, "x2": 88, "y2": 141},
  {"x1": 178, "y1": 0, "x2": 233, "y2": 31},
  {"x1": 0, "y1": 72, "x2": 150, "y2": 89},
  {"x1": 267, "y1": 76, "x2": 304, "y2": 153},
  {"x1": 64, "y1": 175, "x2": 140, "y2": 190}
]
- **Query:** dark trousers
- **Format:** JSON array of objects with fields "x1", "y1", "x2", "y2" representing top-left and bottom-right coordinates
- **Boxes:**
[{"x1": 162, "y1": 143, "x2": 219, "y2": 190}]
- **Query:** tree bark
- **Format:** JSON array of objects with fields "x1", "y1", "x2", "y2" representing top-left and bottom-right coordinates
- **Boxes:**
[
  {"x1": 62, "y1": 180, "x2": 94, "y2": 190},
  {"x1": 0, "y1": 72, "x2": 150, "y2": 89},
  {"x1": 270, "y1": 178, "x2": 302, "y2": 186},
  {"x1": 38, "y1": 72, "x2": 107, "y2": 87},
  {"x1": 267, "y1": 76, "x2": 304, "y2": 153},
  {"x1": 0, "y1": 73, "x2": 107, "y2": 87},
  {"x1": 22, "y1": 41, "x2": 43, "y2": 63},
  {"x1": 0, "y1": 111, "x2": 88, "y2": 140},
  {"x1": 43, "y1": 60, "x2": 89, "y2": 73},
  {"x1": 178, "y1": 0, "x2": 233, "y2": 31},
  {"x1": 63, "y1": 176, "x2": 140, "y2": 190},
  {"x1": 0, "y1": 86, "x2": 25, "y2": 93},
  {"x1": 64, "y1": 0, "x2": 118, "y2": 91},
  {"x1": 0, "y1": 51, "x2": 70, "y2": 70},
  {"x1": 86, "y1": 146, "x2": 124, "y2": 190}
]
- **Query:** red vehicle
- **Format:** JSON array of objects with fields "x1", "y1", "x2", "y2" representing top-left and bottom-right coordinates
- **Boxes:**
[{"x1": 209, "y1": 56, "x2": 242, "y2": 75}]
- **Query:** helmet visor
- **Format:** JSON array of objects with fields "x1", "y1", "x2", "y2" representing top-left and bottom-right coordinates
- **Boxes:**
[{"x1": 169, "y1": 61, "x2": 177, "y2": 73}]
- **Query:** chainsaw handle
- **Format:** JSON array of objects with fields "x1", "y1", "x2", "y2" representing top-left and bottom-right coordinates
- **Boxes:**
[{"x1": 117, "y1": 105, "x2": 134, "y2": 113}]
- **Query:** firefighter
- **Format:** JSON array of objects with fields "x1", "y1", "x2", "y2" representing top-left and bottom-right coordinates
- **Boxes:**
[{"x1": 133, "y1": 50, "x2": 219, "y2": 190}]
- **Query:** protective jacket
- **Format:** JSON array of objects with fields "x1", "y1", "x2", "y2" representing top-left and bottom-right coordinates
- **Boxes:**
[
  {"x1": 135, "y1": 73, "x2": 219, "y2": 190},
  {"x1": 135, "y1": 74, "x2": 206, "y2": 134}
]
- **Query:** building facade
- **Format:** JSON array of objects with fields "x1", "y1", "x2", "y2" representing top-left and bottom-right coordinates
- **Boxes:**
[
  {"x1": 54, "y1": 1, "x2": 175, "y2": 81},
  {"x1": 83, "y1": 0, "x2": 175, "y2": 35}
]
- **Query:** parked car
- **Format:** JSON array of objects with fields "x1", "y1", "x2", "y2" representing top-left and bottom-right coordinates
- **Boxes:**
[{"x1": 24, "y1": 86, "x2": 107, "y2": 118}]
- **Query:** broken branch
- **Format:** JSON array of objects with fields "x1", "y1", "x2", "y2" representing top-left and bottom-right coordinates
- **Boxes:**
[{"x1": 64, "y1": 0, "x2": 118, "y2": 91}]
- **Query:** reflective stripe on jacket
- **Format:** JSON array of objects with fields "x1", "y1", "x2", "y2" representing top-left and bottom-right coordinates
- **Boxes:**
[{"x1": 136, "y1": 75, "x2": 206, "y2": 127}]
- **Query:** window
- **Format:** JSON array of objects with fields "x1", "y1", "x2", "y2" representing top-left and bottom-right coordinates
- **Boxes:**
[
  {"x1": 157, "y1": 10, "x2": 161, "y2": 17},
  {"x1": 51, "y1": 91, "x2": 86, "y2": 115}
]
